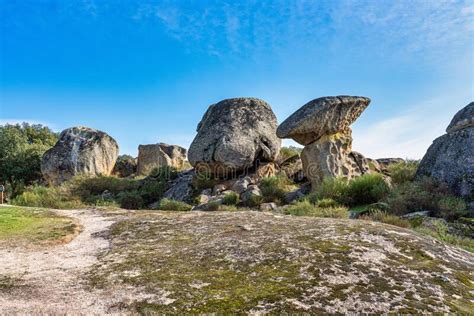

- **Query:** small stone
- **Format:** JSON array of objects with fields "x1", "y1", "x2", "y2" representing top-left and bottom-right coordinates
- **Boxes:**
[
  {"x1": 213, "y1": 184, "x2": 227, "y2": 195},
  {"x1": 231, "y1": 176, "x2": 252, "y2": 194},
  {"x1": 260, "y1": 202, "x2": 277, "y2": 212}
]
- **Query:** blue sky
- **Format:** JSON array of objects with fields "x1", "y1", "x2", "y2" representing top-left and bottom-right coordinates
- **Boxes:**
[{"x1": 1, "y1": 0, "x2": 473, "y2": 159}]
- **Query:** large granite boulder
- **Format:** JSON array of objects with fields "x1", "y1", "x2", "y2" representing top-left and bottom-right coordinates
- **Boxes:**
[
  {"x1": 417, "y1": 102, "x2": 474, "y2": 199},
  {"x1": 41, "y1": 126, "x2": 119, "y2": 185},
  {"x1": 137, "y1": 143, "x2": 187, "y2": 175},
  {"x1": 278, "y1": 96, "x2": 371, "y2": 189},
  {"x1": 188, "y1": 98, "x2": 281, "y2": 176},
  {"x1": 113, "y1": 155, "x2": 137, "y2": 177},
  {"x1": 277, "y1": 96, "x2": 370, "y2": 146}
]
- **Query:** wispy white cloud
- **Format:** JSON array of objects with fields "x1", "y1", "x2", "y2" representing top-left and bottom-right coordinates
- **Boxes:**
[
  {"x1": 351, "y1": 96, "x2": 468, "y2": 159},
  {"x1": 130, "y1": 0, "x2": 473, "y2": 63}
]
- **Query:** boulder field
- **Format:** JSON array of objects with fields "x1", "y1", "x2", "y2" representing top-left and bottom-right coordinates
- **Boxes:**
[{"x1": 40, "y1": 97, "x2": 473, "y2": 204}]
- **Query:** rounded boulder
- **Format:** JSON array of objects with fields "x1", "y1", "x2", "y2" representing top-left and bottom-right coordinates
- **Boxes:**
[
  {"x1": 41, "y1": 126, "x2": 119, "y2": 185},
  {"x1": 188, "y1": 98, "x2": 281, "y2": 176}
]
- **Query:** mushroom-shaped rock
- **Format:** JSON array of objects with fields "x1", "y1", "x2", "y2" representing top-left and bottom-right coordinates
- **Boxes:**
[
  {"x1": 188, "y1": 98, "x2": 281, "y2": 176},
  {"x1": 277, "y1": 96, "x2": 370, "y2": 145},
  {"x1": 41, "y1": 126, "x2": 119, "y2": 185},
  {"x1": 278, "y1": 96, "x2": 371, "y2": 189},
  {"x1": 137, "y1": 143, "x2": 187, "y2": 175},
  {"x1": 417, "y1": 102, "x2": 474, "y2": 199}
]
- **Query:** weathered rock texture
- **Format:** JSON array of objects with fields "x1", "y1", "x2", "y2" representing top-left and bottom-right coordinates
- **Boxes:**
[
  {"x1": 278, "y1": 96, "x2": 371, "y2": 189},
  {"x1": 417, "y1": 102, "x2": 474, "y2": 199},
  {"x1": 112, "y1": 155, "x2": 137, "y2": 177},
  {"x1": 277, "y1": 96, "x2": 370, "y2": 146},
  {"x1": 137, "y1": 143, "x2": 187, "y2": 175},
  {"x1": 41, "y1": 126, "x2": 119, "y2": 185},
  {"x1": 87, "y1": 211, "x2": 474, "y2": 314},
  {"x1": 188, "y1": 98, "x2": 281, "y2": 176}
]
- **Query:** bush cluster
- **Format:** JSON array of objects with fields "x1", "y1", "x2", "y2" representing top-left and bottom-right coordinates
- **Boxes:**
[
  {"x1": 156, "y1": 198, "x2": 192, "y2": 211},
  {"x1": 259, "y1": 175, "x2": 293, "y2": 204},
  {"x1": 314, "y1": 174, "x2": 390, "y2": 207},
  {"x1": 12, "y1": 166, "x2": 178, "y2": 210},
  {"x1": 387, "y1": 160, "x2": 419, "y2": 185},
  {"x1": 12, "y1": 185, "x2": 84, "y2": 209}
]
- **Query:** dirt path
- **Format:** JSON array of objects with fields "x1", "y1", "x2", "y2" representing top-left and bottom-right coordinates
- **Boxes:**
[{"x1": 0, "y1": 209, "x2": 130, "y2": 314}]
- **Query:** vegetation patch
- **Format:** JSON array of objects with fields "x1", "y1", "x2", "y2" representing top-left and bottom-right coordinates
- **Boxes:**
[
  {"x1": 156, "y1": 198, "x2": 192, "y2": 211},
  {"x1": 284, "y1": 200, "x2": 348, "y2": 218},
  {"x1": 0, "y1": 206, "x2": 79, "y2": 246}
]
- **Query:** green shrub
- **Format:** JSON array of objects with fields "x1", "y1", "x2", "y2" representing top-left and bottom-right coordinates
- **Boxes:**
[
  {"x1": 138, "y1": 181, "x2": 167, "y2": 205},
  {"x1": 71, "y1": 175, "x2": 139, "y2": 199},
  {"x1": 12, "y1": 185, "x2": 83, "y2": 209},
  {"x1": 437, "y1": 196, "x2": 467, "y2": 220},
  {"x1": 386, "y1": 178, "x2": 451, "y2": 216},
  {"x1": 192, "y1": 172, "x2": 218, "y2": 191},
  {"x1": 284, "y1": 200, "x2": 348, "y2": 218},
  {"x1": 315, "y1": 177, "x2": 349, "y2": 202},
  {"x1": 157, "y1": 198, "x2": 192, "y2": 211},
  {"x1": 222, "y1": 191, "x2": 240, "y2": 205},
  {"x1": 387, "y1": 160, "x2": 419, "y2": 185},
  {"x1": 118, "y1": 191, "x2": 144, "y2": 210},
  {"x1": 243, "y1": 194, "x2": 263, "y2": 207},
  {"x1": 260, "y1": 175, "x2": 293, "y2": 204},
  {"x1": 315, "y1": 198, "x2": 339, "y2": 208},
  {"x1": 361, "y1": 209, "x2": 411, "y2": 228},
  {"x1": 344, "y1": 174, "x2": 390, "y2": 206},
  {"x1": 314, "y1": 175, "x2": 390, "y2": 207}
]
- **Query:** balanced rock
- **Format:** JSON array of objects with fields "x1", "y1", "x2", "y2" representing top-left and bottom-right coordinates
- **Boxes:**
[
  {"x1": 188, "y1": 98, "x2": 281, "y2": 176},
  {"x1": 41, "y1": 126, "x2": 119, "y2": 185},
  {"x1": 137, "y1": 143, "x2": 187, "y2": 175},
  {"x1": 277, "y1": 96, "x2": 370, "y2": 146},
  {"x1": 417, "y1": 102, "x2": 474, "y2": 199},
  {"x1": 278, "y1": 96, "x2": 371, "y2": 189}
]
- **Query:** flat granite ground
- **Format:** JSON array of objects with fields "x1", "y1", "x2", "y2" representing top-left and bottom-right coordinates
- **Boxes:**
[{"x1": 0, "y1": 209, "x2": 473, "y2": 314}]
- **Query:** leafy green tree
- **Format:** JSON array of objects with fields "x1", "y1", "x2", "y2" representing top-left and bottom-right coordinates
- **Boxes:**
[{"x1": 0, "y1": 123, "x2": 58, "y2": 197}]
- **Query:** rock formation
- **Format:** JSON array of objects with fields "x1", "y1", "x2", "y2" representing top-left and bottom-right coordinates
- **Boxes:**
[
  {"x1": 188, "y1": 98, "x2": 281, "y2": 176},
  {"x1": 113, "y1": 155, "x2": 137, "y2": 177},
  {"x1": 137, "y1": 143, "x2": 187, "y2": 175},
  {"x1": 277, "y1": 96, "x2": 371, "y2": 189},
  {"x1": 41, "y1": 126, "x2": 119, "y2": 185},
  {"x1": 417, "y1": 102, "x2": 473, "y2": 199}
]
